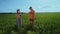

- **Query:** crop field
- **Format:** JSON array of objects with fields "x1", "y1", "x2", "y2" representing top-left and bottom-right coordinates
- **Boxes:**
[{"x1": 0, "y1": 12, "x2": 60, "y2": 34}]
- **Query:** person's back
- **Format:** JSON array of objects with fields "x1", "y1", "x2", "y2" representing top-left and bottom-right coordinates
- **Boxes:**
[{"x1": 29, "y1": 10, "x2": 34, "y2": 19}]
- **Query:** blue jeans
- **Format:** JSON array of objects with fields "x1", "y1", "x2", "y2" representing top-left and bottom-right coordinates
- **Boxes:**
[{"x1": 16, "y1": 18, "x2": 22, "y2": 27}]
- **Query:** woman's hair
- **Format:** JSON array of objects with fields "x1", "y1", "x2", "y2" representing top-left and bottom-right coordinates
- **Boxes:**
[
  {"x1": 17, "y1": 9, "x2": 20, "y2": 14},
  {"x1": 17, "y1": 9, "x2": 20, "y2": 11}
]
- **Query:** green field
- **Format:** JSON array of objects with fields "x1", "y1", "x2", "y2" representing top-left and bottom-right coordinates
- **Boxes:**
[{"x1": 0, "y1": 12, "x2": 60, "y2": 34}]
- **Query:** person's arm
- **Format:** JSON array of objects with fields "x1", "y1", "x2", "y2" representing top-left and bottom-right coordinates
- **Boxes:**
[
  {"x1": 25, "y1": 12, "x2": 30, "y2": 16},
  {"x1": 19, "y1": 14, "x2": 21, "y2": 18}
]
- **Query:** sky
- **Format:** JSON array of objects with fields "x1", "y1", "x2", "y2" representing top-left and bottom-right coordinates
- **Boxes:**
[{"x1": 0, "y1": 0, "x2": 60, "y2": 13}]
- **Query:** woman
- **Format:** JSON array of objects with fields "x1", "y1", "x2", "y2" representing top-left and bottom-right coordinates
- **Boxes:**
[{"x1": 16, "y1": 9, "x2": 22, "y2": 28}]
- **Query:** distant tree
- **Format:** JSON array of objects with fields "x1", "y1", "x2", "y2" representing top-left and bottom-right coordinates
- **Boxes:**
[{"x1": 21, "y1": 12, "x2": 25, "y2": 14}]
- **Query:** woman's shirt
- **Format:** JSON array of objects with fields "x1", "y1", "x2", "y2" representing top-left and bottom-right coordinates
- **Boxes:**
[{"x1": 16, "y1": 14, "x2": 21, "y2": 19}]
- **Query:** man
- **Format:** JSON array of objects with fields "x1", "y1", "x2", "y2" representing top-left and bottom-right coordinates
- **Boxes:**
[{"x1": 28, "y1": 7, "x2": 35, "y2": 28}]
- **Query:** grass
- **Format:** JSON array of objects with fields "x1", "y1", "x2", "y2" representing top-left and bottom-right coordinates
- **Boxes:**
[{"x1": 0, "y1": 12, "x2": 60, "y2": 34}]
